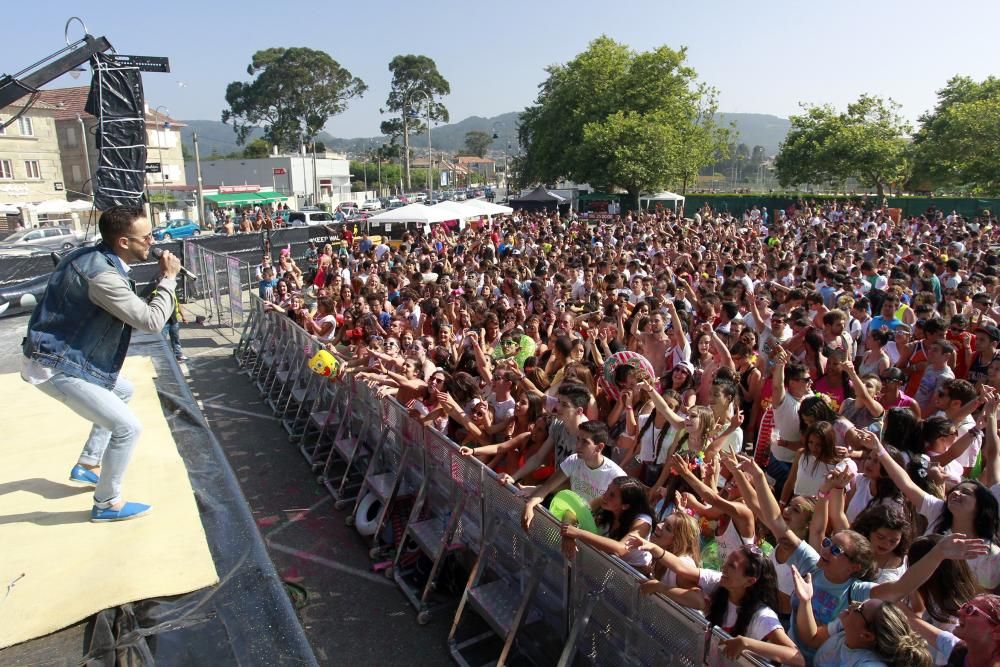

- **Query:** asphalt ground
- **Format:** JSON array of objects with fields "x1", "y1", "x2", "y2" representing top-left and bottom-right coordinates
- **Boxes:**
[{"x1": 0, "y1": 311, "x2": 456, "y2": 666}]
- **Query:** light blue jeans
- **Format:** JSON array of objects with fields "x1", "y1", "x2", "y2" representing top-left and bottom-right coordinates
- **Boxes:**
[{"x1": 35, "y1": 372, "x2": 141, "y2": 508}]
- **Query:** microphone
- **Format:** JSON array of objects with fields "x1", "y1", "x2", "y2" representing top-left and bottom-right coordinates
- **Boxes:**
[{"x1": 151, "y1": 247, "x2": 198, "y2": 281}]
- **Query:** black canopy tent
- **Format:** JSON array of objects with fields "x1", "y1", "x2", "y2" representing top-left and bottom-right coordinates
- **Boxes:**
[{"x1": 509, "y1": 186, "x2": 571, "y2": 214}]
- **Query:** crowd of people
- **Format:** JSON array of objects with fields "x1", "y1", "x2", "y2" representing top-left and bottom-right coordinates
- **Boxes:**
[{"x1": 258, "y1": 198, "x2": 1000, "y2": 666}]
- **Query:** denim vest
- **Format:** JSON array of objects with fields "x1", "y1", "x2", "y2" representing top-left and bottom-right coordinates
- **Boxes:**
[{"x1": 23, "y1": 243, "x2": 133, "y2": 390}]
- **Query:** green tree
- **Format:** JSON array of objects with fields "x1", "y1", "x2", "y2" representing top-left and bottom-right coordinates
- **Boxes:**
[
  {"x1": 313, "y1": 140, "x2": 327, "y2": 153},
  {"x1": 910, "y1": 76, "x2": 1000, "y2": 195},
  {"x1": 775, "y1": 95, "x2": 910, "y2": 198},
  {"x1": 463, "y1": 130, "x2": 492, "y2": 157},
  {"x1": 222, "y1": 47, "x2": 367, "y2": 150},
  {"x1": 242, "y1": 138, "x2": 271, "y2": 158},
  {"x1": 518, "y1": 36, "x2": 727, "y2": 203},
  {"x1": 379, "y1": 55, "x2": 450, "y2": 189}
]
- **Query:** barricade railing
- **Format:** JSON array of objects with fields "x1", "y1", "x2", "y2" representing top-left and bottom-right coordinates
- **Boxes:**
[
  {"x1": 183, "y1": 241, "x2": 252, "y2": 332},
  {"x1": 234, "y1": 295, "x2": 773, "y2": 667}
]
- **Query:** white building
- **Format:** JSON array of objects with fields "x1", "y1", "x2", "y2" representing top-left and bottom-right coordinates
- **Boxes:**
[{"x1": 187, "y1": 154, "x2": 353, "y2": 209}]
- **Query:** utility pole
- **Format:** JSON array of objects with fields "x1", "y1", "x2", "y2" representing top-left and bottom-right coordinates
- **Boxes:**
[
  {"x1": 77, "y1": 114, "x2": 92, "y2": 197},
  {"x1": 312, "y1": 141, "x2": 319, "y2": 206},
  {"x1": 403, "y1": 112, "x2": 411, "y2": 190},
  {"x1": 193, "y1": 132, "x2": 205, "y2": 228}
]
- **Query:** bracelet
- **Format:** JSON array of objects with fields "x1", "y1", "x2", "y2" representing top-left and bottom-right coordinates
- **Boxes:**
[
  {"x1": 655, "y1": 546, "x2": 667, "y2": 561},
  {"x1": 876, "y1": 445, "x2": 888, "y2": 459},
  {"x1": 817, "y1": 490, "x2": 831, "y2": 499}
]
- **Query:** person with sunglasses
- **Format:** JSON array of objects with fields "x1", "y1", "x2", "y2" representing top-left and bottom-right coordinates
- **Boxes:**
[
  {"x1": 902, "y1": 594, "x2": 1000, "y2": 667},
  {"x1": 633, "y1": 539, "x2": 804, "y2": 666},
  {"x1": 737, "y1": 454, "x2": 988, "y2": 663},
  {"x1": 22, "y1": 206, "x2": 182, "y2": 522},
  {"x1": 791, "y1": 567, "x2": 933, "y2": 667}
]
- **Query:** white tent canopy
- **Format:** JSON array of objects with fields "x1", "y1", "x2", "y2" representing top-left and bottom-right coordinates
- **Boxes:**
[
  {"x1": 368, "y1": 203, "x2": 455, "y2": 224},
  {"x1": 430, "y1": 201, "x2": 475, "y2": 220},
  {"x1": 639, "y1": 191, "x2": 685, "y2": 210},
  {"x1": 0, "y1": 203, "x2": 21, "y2": 215},
  {"x1": 30, "y1": 199, "x2": 73, "y2": 215},
  {"x1": 66, "y1": 199, "x2": 96, "y2": 212},
  {"x1": 462, "y1": 199, "x2": 513, "y2": 216}
]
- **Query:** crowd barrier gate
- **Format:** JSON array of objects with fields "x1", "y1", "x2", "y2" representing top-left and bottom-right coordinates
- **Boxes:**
[
  {"x1": 235, "y1": 294, "x2": 769, "y2": 667},
  {"x1": 182, "y1": 241, "x2": 252, "y2": 332}
]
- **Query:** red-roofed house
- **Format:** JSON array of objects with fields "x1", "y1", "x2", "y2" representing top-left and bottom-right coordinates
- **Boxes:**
[{"x1": 30, "y1": 86, "x2": 187, "y2": 199}]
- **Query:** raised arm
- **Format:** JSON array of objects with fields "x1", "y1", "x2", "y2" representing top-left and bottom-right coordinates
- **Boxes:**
[
  {"x1": 791, "y1": 565, "x2": 828, "y2": 649},
  {"x1": 737, "y1": 454, "x2": 800, "y2": 547},
  {"x1": 857, "y1": 428, "x2": 928, "y2": 509},
  {"x1": 872, "y1": 533, "x2": 989, "y2": 602},
  {"x1": 844, "y1": 364, "x2": 883, "y2": 418},
  {"x1": 770, "y1": 346, "x2": 789, "y2": 408},
  {"x1": 636, "y1": 380, "x2": 686, "y2": 428}
]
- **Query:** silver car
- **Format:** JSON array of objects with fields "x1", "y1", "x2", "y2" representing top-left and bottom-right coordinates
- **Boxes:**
[{"x1": 0, "y1": 226, "x2": 81, "y2": 251}]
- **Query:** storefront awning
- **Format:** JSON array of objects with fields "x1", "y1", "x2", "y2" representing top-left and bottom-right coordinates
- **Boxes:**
[{"x1": 204, "y1": 191, "x2": 287, "y2": 206}]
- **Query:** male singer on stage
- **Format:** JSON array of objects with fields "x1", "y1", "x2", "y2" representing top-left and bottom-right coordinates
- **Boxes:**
[{"x1": 22, "y1": 206, "x2": 181, "y2": 522}]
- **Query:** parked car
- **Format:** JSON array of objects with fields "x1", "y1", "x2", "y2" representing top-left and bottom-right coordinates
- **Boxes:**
[
  {"x1": 411, "y1": 193, "x2": 427, "y2": 203},
  {"x1": 288, "y1": 210, "x2": 337, "y2": 226},
  {"x1": 338, "y1": 203, "x2": 360, "y2": 217},
  {"x1": 360, "y1": 198, "x2": 383, "y2": 211},
  {"x1": 388, "y1": 200, "x2": 406, "y2": 210},
  {"x1": 0, "y1": 226, "x2": 82, "y2": 251},
  {"x1": 454, "y1": 192, "x2": 467, "y2": 201},
  {"x1": 152, "y1": 219, "x2": 201, "y2": 241}
]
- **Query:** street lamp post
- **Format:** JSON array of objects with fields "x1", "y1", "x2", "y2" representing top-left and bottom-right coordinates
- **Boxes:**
[{"x1": 406, "y1": 89, "x2": 432, "y2": 203}]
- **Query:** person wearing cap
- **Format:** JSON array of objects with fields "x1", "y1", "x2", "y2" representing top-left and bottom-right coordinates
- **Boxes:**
[{"x1": 968, "y1": 324, "x2": 1000, "y2": 386}]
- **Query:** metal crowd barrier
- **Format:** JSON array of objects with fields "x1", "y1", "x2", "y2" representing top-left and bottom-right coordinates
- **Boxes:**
[
  {"x1": 182, "y1": 241, "x2": 252, "y2": 331},
  {"x1": 235, "y1": 295, "x2": 771, "y2": 667}
]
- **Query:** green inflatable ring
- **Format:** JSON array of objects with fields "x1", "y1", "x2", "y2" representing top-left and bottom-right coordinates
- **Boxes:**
[{"x1": 548, "y1": 490, "x2": 598, "y2": 534}]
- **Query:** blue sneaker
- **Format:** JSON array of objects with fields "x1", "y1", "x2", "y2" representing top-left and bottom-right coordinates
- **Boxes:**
[
  {"x1": 90, "y1": 502, "x2": 153, "y2": 523},
  {"x1": 69, "y1": 465, "x2": 100, "y2": 486}
]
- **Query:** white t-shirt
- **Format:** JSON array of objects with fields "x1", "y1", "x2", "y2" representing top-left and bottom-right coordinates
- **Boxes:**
[
  {"x1": 794, "y1": 455, "x2": 858, "y2": 497},
  {"x1": 488, "y1": 393, "x2": 516, "y2": 425},
  {"x1": 559, "y1": 454, "x2": 626, "y2": 504},
  {"x1": 919, "y1": 494, "x2": 1000, "y2": 589},
  {"x1": 771, "y1": 394, "x2": 802, "y2": 463},
  {"x1": 697, "y1": 569, "x2": 783, "y2": 641},
  {"x1": 636, "y1": 413, "x2": 672, "y2": 464}
]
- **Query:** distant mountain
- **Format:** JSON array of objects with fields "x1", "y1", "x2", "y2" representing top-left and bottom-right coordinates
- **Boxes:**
[
  {"x1": 716, "y1": 113, "x2": 791, "y2": 156},
  {"x1": 180, "y1": 111, "x2": 788, "y2": 159}
]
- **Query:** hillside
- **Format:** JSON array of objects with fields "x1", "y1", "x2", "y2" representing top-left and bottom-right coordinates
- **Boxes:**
[{"x1": 181, "y1": 111, "x2": 788, "y2": 158}]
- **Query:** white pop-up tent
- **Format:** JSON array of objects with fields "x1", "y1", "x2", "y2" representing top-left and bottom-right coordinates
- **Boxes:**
[
  {"x1": 30, "y1": 199, "x2": 74, "y2": 215},
  {"x1": 368, "y1": 203, "x2": 456, "y2": 224},
  {"x1": 462, "y1": 199, "x2": 513, "y2": 216},
  {"x1": 431, "y1": 200, "x2": 476, "y2": 220},
  {"x1": 639, "y1": 191, "x2": 685, "y2": 211}
]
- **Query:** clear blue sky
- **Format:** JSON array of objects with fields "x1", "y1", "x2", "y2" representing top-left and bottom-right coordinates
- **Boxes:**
[{"x1": 4, "y1": 0, "x2": 997, "y2": 138}]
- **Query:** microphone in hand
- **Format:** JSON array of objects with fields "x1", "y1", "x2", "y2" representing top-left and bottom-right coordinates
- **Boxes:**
[{"x1": 150, "y1": 247, "x2": 197, "y2": 281}]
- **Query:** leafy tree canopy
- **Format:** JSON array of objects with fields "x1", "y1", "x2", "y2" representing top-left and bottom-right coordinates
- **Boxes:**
[
  {"x1": 463, "y1": 130, "x2": 492, "y2": 157},
  {"x1": 775, "y1": 94, "x2": 910, "y2": 198},
  {"x1": 379, "y1": 54, "x2": 450, "y2": 143},
  {"x1": 910, "y1": 76, "x2": 1000, "y2": 195},
  {"x1": 518, "y1": 36, "x2": 727, "y2": 199},
  {"x1": 222, "y1": 47, "x2": 367, "y2": 150},
  {"x1": 242, "y1": 138, "x2": 271, "y2": 159},
  {"x1": 378, "y1": 54, "x2": 449, "y2": 189}
]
